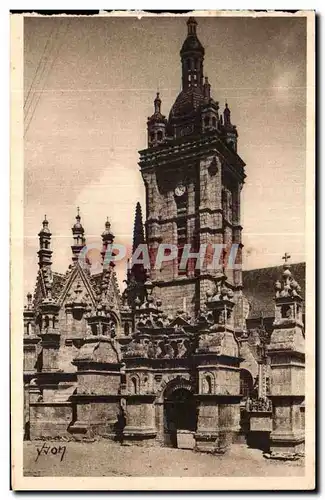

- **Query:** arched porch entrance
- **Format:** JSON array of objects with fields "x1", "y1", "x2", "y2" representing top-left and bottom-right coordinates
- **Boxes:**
[{"x1": 163, "y1": 386, "x2": 197, "y2": 448}]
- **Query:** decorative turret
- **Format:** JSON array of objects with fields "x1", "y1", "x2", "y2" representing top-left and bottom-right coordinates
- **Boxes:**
[
  {"x1": 132, "y1": 202, "x2": 146, "y2": 281},
  {"x1": 201, "y1": 76, "x2": 219, "y2": 132},
  {"x1": 273, "y1": 253, "x2": 303, "y2": 325},
  {"x1": 25, "y1": 291, "x2": 33, "y2": 310},
  {"x1": 167, "y1": 18, "x2": 224, "y2": 140},
  {"x1": 267, "y1": 254, "x2": 305, "y2": 459},
  {"x1": 24, "y1": 292, "x2": 34, "y2": 336},
  {"x1": 37, "y1": 292, "x2": 61, "y2": 372},
  {"x1": 122, "y1": 203, "x2": 147, "y2": 310},
  {"x1": 23, "y1": 291, "x2": 40, "y2": 374},
  {"x1": 37, "y1": 215, "x2": 52, "y2": 269},
  {"x1": 195, "y1": 276, "x2": 238, "y2": 356},
  {"x1": 194, "y1": 275, "x2": 241, "y2": 454},
  {"x1": 203, "y1": 76, "x2": 211, "y2": 101},
  {"x1": 147, "y1": 93, "x2": 167, "y2": 147},
  {"x1": 205, "y1": 277, "x2": 235, "y2": 331},
  {"x1": 71, "y1": 207, "x2": 86, "y2": 263},
  {"x1": 101, "y1": 217, "x2": 115, "y2": 264},
  {"x1": 132, "y1": 202, "x2": 145, "y2": 253},
  {"x1": 222, "y1": 102, "x2": 238, "y2": 151},
  {"x1": 84, "y1": 303, "x2": 116, "y2": 338},
  {"x1": 223, "y1": 102, "x2": 231, "y2": 127},
  {"x1": 180, "y1": 17, "x2": 205, "y2": 91}
]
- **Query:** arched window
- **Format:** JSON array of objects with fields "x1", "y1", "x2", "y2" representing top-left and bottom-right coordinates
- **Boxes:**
[
  {"x1": 131, "y1": 377, "x2": 137, "y2": 395},
  {"x1": 26, "y1": 322, "x2": 31, "y2": 335},
  {"x1": 124, "y1": 322, "x2": 130, "y2": 336},
  {"x1": 240, "y1": 369, "x2": 253, "y2": 398},
  {"x1": 157, "y1": 130, "x2": 163, "y2": 141},
  {"x1": 204, "y1": 116, "x2": 210, "y2": 127},
  {"x1": 281, "y1": 304, "x2": 292, "y2": 319},
  {"x1": 205, "y1": 375, "x2": 212, "y2": 394},
  {"x1": 150, "y1": 132, "x2": 155, "y2": 143},
  {"x1": 44, "y1": 316, "x2": 50, "y2": 328},
  {"x1": 212, "y1": 116, "x2": 217, "y2": 128}
]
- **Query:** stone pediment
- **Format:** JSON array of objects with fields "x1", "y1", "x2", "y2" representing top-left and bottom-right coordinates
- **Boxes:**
[
  {"x1": 59, "y1": 264, "x2": 97, "y2": 308},
  {"x1": 168, "y1": 315, "x2": 192, "y2": 329},
  {"x1": 53, "y1": 263, "x2": 122, "y2": 334}
]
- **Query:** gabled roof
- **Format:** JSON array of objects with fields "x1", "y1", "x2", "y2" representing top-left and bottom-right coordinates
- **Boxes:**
[
  {"x1": 32, "y1": 262, "x2": 122, "y2": 320},
  {"x1": 242, "y1": 262, "x2": 305, "y2": 319},
  {"x1": 58, "y1": 263, "x2": 97, "y2": 307},
  {"x1": 32, "y1": 270, "x2": 65, "y2": 308}
]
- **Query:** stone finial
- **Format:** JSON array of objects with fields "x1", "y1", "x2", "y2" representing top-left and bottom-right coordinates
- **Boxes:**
[
  {"x1": 274, "y1": 257, "x2": 302, "y2": 299},
  {"x1": 187, "y1": 17, "x2": 198, "y2": 35},
  {"x1": 207, "y1": 277, "x2": 234, "y2": 303},
  {"x1": 72, "y1": 207, "x2": 84, "y2": 234},
  {"x1": 40, "y1": 215, "x2": 50, "y2": 234},
  {"x1": 203, "y1": 76, "x2": 211, "y2": 100},
  {"x1": 154, "y1": 92, "x2": 161, "y2": 114},
  {"x1": 224, "y1": 102, "x2": 231, "y2": 126},
  {"x1": 101, "y1": 217, "x2": 114, "y2": 242},
  {"x1": 25, "y1": 292, "x2": 33, "y2": 311},
  {"x1": 38, "y1": 215, "x2": 52, "y2": 269},
  {"x1": 132, "y1": 202, "x2": 145, "y2": 254},
  {"x1": 71, "y1": 208, "x2": 86, "y2": 262}
]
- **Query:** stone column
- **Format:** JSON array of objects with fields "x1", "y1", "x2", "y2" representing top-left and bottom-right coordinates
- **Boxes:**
[
  {"x1": 71, "y1": 333, "x2": 122, "y2": 440},
  {"x1": 194, "y1": 281, "x2": 241, "y2": 454},
  {"x1": 39, "y1": 333, "x2": 61, "y2": 372},
  {"x1": 38, "y1": 300, "x2": 61, "y2": 372},
  {"x1": 23, "y1": 336, "x2": 41, "y2": 373},
  {"x1": 195, "y1": 355, "x2": 241, "y2": 454},
  {"x1": 267, "y1": 263, "x2": 305, "y2": 459},
  {"x1": 122, "y1": 363, "x2": 157, "y2": 446}
]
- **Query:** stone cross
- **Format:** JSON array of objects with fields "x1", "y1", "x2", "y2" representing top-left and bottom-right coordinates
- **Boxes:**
[{"x1": 282, "y1": 252, "x2": 291, "y2": 263}]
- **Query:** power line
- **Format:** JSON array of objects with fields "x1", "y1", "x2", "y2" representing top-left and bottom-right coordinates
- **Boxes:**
[
  {"x1": 24, "y1": 22, "x2": 69, "y2": 137},
  {"x1": 24, "y1": 26, "x2": 59, "y2": 134},
  {"x1": 24, "y1": 23, "x2": 61, "y2": 129},
  {"x1": 24, "y1": 25, "x2": 54, "y2": 110}
]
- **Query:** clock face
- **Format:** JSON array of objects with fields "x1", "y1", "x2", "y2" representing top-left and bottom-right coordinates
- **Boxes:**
[{"x1": 175, "y1": 184, "x2": 186, "y2": 197}]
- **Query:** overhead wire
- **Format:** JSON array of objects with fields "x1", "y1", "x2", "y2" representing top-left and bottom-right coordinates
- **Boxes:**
[
  {"x1": 25, "y1": 20, "x2": 71, "y2": 137},
  {"x1": 24, "y1": 24, "x2": 55, "y2": 111},
  {"x1": 24, "y1": 25, "x2": 60, "y2": 135}
]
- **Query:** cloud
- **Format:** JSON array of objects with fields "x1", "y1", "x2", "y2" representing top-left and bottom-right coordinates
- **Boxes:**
[{"x1": 270, "y1": 68, "x2": 300, "y2": 104}]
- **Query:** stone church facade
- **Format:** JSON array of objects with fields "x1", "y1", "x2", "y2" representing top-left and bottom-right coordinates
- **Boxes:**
[{"x1": 23, "y1": 18, "x2": 305, "y2": 458}]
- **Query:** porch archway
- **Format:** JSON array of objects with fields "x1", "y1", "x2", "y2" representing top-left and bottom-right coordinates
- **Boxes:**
[{"x1": 163, "y1": 382, "x2": 197, "y2": 448}]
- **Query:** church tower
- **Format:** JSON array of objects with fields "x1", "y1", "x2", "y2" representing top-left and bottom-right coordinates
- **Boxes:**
[{"x1": 139, "y1": 18, "x2": 246, "y2": 324}]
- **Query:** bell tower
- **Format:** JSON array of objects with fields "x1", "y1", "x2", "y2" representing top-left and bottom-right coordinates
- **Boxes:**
[
  {"x1": 138, "y1": 18, "x2": 246, "y2": 326},
  {"x1": 180, "y1": 17, "x2": 205, "y2": 91}
]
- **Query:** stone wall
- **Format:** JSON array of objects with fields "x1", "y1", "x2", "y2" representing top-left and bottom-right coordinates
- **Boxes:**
[{"x1": 29, "y1": 402, "x2": 72, "y2": 439}]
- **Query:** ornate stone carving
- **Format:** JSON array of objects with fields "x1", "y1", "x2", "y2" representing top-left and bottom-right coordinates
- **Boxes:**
[{"x1": 247, "y1": 396, "x2": 272, "y2": 412}]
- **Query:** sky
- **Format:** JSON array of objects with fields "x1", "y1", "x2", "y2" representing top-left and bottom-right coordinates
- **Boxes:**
[{"x1": 23, "y1": 14, "x2": 307, "y2": 296}]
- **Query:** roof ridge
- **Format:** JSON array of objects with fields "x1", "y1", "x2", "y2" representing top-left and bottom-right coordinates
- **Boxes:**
[{"x1": 243, "y1": 262, "x2": 305, "y2": 273}]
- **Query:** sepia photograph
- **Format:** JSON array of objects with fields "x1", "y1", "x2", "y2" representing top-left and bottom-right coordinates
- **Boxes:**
[{"x1": 11, "y1": 10, "x2": 315, "y2": 490}]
